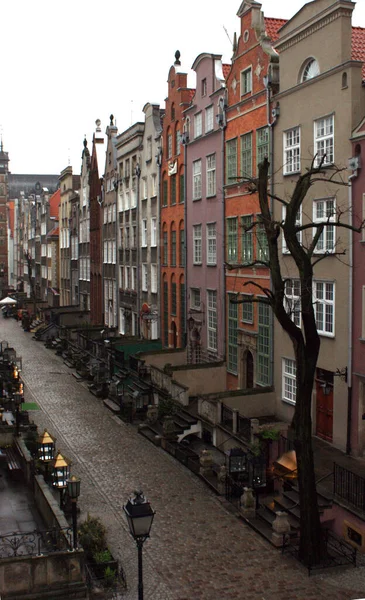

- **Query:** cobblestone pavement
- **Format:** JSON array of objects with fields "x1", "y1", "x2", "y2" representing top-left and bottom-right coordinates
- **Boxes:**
[{"x1": 2, "y1": 318, "x2": 365, "y2": 600}]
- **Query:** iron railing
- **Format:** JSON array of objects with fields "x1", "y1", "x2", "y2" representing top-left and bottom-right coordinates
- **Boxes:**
[
  {"x1": 0, "y1": 527, "x2": 73, "y2": 559},
  {"x1": 334, "y1": 462, "x2": 365, "y2": 513}
]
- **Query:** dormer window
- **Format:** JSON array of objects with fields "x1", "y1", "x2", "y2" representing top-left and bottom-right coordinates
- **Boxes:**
[{"x1": 301, "y1": 58, "x2": 320, "y2": 82}]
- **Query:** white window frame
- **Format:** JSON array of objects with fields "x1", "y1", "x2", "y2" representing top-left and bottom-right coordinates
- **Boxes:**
[
  {"x1": 241, "y1": 67, "x2": 252, "y2": 95},
  {"x1": 193, "y1": 224, "x2": 202, "y2": 265},
  {"x1": 314, "y1": 115, "x2": 334, "y2": 166},
  {"x1": 142, "y1": 264, "x2": 148, "y2": 292},
  {"x1": 151, "y1": 264, "x2": 157, "y2": 294},
  {"x1": 207, "y1": 290, "x2": 217, "y2": 351},
  {"x1": 193, "y1": 160, "x2": 202, "y2": 200},
  {"x1": 151, "y1": 217, "x2": 157, "y2": 247},
  {"x1": 282, "y1": 358, "x2": 297, "y2": 405},
  {"x1": 284, "y1": 279, "x2": 301, "y2": 327},
  {"x1": 313, "y1": 281, "x2": 335, "y2": 337},
  {"x1": 284, "y1": 127, "x2": 301, "y2": 174},
  {"x1": 206, "y1": 154, "x2": 216, "y2": 197},
  {"x1": 194, "y1": 112, "x2": 202, "y2": 139},
  {"x1": 142, "y1": 178, "x2": 148, "y2": 199},
  {"x1": 205, "y1": 106, "x2": 214, "y2": 133},
  {"x1": 313, "y1": 197, "x2": 336, "y2": 253},
  {"x1": 141, "y1": 219, "x2": 147, "y2": 247},
  {"x1": 191, "y1": 288, "x2": 201, "y2": 310},
  {"x1": 206, "y1": 222, "x2": 217, "y2": 265}
]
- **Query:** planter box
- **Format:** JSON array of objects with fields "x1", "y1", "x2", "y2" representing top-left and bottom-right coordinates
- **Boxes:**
[{"x1": 88, "y1": 556, "x2": 118, "y2": 580}]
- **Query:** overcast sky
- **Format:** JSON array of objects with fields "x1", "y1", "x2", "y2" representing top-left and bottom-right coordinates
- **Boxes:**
[{"x1": 2, "y1": 0, "x2": 365, "y2": 175}]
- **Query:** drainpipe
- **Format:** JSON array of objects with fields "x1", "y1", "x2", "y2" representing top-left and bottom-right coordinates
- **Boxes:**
[
  {"x1": 346, "y1": 172, "x2": 356, "y2": 455},
  {"x1": 136, "y1": 163, "x2": 141, "y2": 338},
  {"x1": 183, "y1": 131, "x2": 188, "y2": 348},
  {"x1": 156, "y1": 143, "x2": 162, "y2": 339}
]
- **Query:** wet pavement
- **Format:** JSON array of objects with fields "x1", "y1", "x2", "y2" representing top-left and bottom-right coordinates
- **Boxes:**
[{"x1": 2, "y1": 317, "x2": 365, "y2": 600}]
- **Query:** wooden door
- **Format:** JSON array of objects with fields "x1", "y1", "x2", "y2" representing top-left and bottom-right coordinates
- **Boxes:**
[{"x1": 316, "y1": 379, "x2": 333, "y2": 442}]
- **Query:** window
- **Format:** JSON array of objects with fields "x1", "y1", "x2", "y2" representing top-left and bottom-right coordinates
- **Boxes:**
[
  {"x1": 191, "y1": 288, "x2": 201, "y2": 309},
  {"x1": 226, "y1": 139, "x2": 237, "y2": 184},
  {"x1": 194, "y1": 113, "x2": 202, "y2": 138},
  {"x1": 142, "y1": 264, "x2": 148, "y2": 292},
  {"x1": 193, "y1": 160, "x2": 202, "y2": 200},
  {"x1": 131, "y1": 266, "x2": 135, "y2": 291},
  {"x1": 179, "y1": 173, "x2": 185, "y2": 204},
  {"x1": 167, "y1": 133, "x2": 172, "y2": 159},
  {"x1": 257, "y1": 303, "x2": 272, "y2": 385},
  {"x1": 163, "y1": 281, "x2": 168, "y2": 347},
  {"x1": 171, "y1": 175, "x2": 176, "y2": 204},
  {"x1": 162, "y1": 180, "x2": 168, "y2": 207},
  {"x1": 241, "y1": 133, "x2": 252, "y2": 178},
  {"x1": 257, "y1": 127, "x2": 269, "y2": 170},
  {"x1": 176, "y1": 129, "x2": 181, "y2": 156},
  {"x1": 206, "y1": 222, "x2": 217, "y2": 265},
  {"x1": 282, "y1": 358, "x2": 297, "y2": 404},
  {"x1": 284, "y1": 127, "x2": 301, "y2": 174},
  {"x1": 241, "y1": 294, "x2": 253, "y2": 323},
  {"x1": 313, "y1": 198, "x2": 335, "y2": 253},
  {"x1": 142, "y1": 178, "x2": 148, "y2": 199},
  {"x1": 256, "y1": 216, "x2": 269, "y2": 262},
  {"x1": 180, "y1": 228, "x2": 185, "y2": 266},
  {"x1": 205, "y1": 106, "x2": 214, "y2": 133},
  {"x1": 124, "y1": 266, "x2": 130, "y2": 289},
  {"x1": 202, "y1": 78, "x2": 207, "y2": 96},
  {"x1": 147, "y1": 136, "x2": 152, "y2": 161},
  {"x1": 314, "y1": 115, "x2": 334, "y2": 166},
  {"x1": 241, "y1": 67, "x2": 252, "y2": 95},
  {"x1": 207, "y1": 290, "x2": 217, "y2": 351},
  {"x1": 314, "y1": 281, "x2": 335, "y2": 336},
  {"x1": 284, "y1": 279, "x2": 301, "y2": 327},
  {"x1": 171, "y1": 230, "x2": 176, "y2": 266},
  {"x1": 228, "y1": 294, "x2": 238, "y2": 374},
  {"x1": 171, "y1": 281, "x2": 177, "y2": 315},
  {"x1": 241, "y1": 215, "x2": 253, "y2": 264},
  {"x1": 151, "y1": 264, "x2": 157, "y2": 294},
  {"x1": 206, "y1": 154, "x2": 216, "y2": 197},
  {"x1": 151, "y1": 217, "x2": 157, "y2": 247},
  {"x1": 141, "y1": 219, "x2": 147, "y2": 247},
  {"x1": 163, "y1": 230, "x2": 168, "y2": 265},
  {"x1": 227, "y1": 217, "x2": 238, "y2": 263},
  {"x1": 193, "y1": 224, "x2": 202, "y2": 264},
  {"x1": 302, "y1": 58, "x2": 320, "y2": 82}
]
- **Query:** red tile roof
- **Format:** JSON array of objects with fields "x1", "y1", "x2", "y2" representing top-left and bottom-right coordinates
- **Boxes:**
[
  {"x1": 223, "y1": 63, "x2": 231, "y2": 80},
  {"x1": 264, "y1": 17, "x2": 287, "y2": 42},
  {"x1": 49, "y1": 188, "x2": 60, "y2": 218},
  {"x1": 352, "y1": 27, "x2": 365, "y2": 79}
]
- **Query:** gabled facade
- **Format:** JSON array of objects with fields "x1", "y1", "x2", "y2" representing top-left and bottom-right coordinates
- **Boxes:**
[
  {"x1": 273, "y1": 0, "x2": 365, "y2": 452},
  {"x1": 70, "y1": 190, "x2": 80, "y2": 306},
  {"x1": 161, "y1": 53, "x2": 194, "y2": 348},
  {"x1": 79, "y1": 139, "x2": 91, "y2": 312},
  {"x1": 59, "y1": 167, "x2": 80, "y2": 306},
  {"x1": 225, "y1": 1, "x2": 282, "y2": 390},
  {"x1": 116, "y1": 122, "x2": 144, "y2": 336},
  {"x1": 139, "y1": 103, "x2": 163, "y2": 340},
  {"x1": 184, "y1": 53, "x2": 227, "y2": 363},
  {"x1": 0, "y1": 142, "x2": 10, "y2": 296},
  {"x1": 89, "y1": 120, "x2": 105, "y2": 326},
  {"x1": 103, "y1": 115, "x2": 118, "y2": 329}
]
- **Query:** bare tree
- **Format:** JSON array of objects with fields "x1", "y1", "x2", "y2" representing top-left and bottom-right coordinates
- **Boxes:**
[{"x1": 227, "y1": 156, "x2": 363, "y2": 566}]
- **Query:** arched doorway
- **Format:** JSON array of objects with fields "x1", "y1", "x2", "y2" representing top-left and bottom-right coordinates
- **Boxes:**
[
  {"x1": 171, "y1": 321, "x2": 177, "y2": 348},
  {"x1": 246, "y1": 351, "x2": 254, "y2": 389}
]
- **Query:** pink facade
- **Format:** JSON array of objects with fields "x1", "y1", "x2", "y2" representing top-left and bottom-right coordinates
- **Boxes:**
[{"x1": 184, "y1": 54, "x2": 227, "y2": 362}]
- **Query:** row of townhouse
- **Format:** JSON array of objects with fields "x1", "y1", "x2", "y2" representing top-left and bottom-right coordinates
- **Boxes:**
[{"x1": 6, "y1": 0, "x2": 365, "y2": 458}]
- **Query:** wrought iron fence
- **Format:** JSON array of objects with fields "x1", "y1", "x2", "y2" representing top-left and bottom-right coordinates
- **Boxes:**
[
  {"x1": 0, "y1": 527, "x2": 73, "y2": 559},
  {"x1": 334, "y1": 463, "x2": 365, "y2": 513}
]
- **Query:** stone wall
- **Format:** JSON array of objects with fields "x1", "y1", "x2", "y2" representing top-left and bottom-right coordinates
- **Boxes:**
[{"x1": 140, "y1": 347, "x2": 187, "y2": 369}]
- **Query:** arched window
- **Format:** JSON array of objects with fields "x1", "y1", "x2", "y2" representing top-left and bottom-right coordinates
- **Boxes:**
[
  {"x1": 175, "y1": 123, "x2": 181, "y2": 156},
  {"x1": 170, "y1": 222, "x2": 176, "y2": 266},
  {"x1": 300, "y1": 58, "x2": 320, "y2": 82},
  {"x1": 162, "y1": 172, "x2": 168, "y2": 207},
  {"x1": 162, "y1": 273, "x2": 169, "y2": 347},
  {"x1": 162, "y1": 223, "x2": 168, "y2": 266},
  {"x1": 167, "y1": 128, "x2": 172, "y2": 159},
  {"x1": 171, "y1": 274, "x2": 177, "y2": 316},
  {"x1": 179, "y1": 221, "x2": 185, "y2": 267}
]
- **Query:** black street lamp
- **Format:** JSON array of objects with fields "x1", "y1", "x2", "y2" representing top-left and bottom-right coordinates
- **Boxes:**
[
  {"x1": 51, "y1": 451, "x2": 71, "y2": 509},
  {"x1": 37, "y1": 429, "x2": 56, "y2": 481},
  {"x1": 67, "y1": 475, "x2": 81, "y2": 549},
  {"x1": 124, "y1": 491, "x2": 155, "y2": 600}
]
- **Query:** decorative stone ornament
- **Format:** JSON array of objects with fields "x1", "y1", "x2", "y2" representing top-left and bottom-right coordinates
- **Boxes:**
[
  {"x1": 271, "y1": 511, "x2": 291, "y2": 547},
  {"x1": 217, "y1": 464, "x2": 227, "y2": 495},
  {"x1": 240, "y1": 487, "x2": 256, "y2": 519},
  {"x1": 162, "y1": 415, "x2": 177, "y2": 441},
  {"x1": 199, "y1": 449, "x2": 213, "y2": 476}
]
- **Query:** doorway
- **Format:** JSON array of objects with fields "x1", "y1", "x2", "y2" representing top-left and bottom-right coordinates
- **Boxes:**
[{"x1": 316, "y1": 368, "x2": 334, "y2": 442}]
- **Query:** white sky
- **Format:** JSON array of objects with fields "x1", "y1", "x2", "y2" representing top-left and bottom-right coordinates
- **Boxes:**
[{"x1": 2, "y1": 0, "x2": 365, "y2": 175}]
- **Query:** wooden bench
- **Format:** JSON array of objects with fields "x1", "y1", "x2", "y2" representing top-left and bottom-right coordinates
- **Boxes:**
[{"x1": 4, "y1": 447, "x2": 21, "y2": 473}]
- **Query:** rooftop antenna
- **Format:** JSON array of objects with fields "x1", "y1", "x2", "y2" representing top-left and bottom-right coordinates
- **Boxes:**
[{"x1": 223, "y1": 25, "x2": 233, "y2": 46}]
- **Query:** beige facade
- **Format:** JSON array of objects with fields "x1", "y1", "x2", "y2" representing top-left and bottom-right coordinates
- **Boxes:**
[
  {"x1": 59, "y1": 167, "x2": 80, "y2": 306},
  {"x1": 272, "y1": 0, "x2": 365, "y2": 451}
]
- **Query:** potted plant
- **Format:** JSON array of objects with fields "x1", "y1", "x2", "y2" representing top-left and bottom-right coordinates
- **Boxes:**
[{"x1": 79, "y1": 515, "x2": 118, "y2": 580}]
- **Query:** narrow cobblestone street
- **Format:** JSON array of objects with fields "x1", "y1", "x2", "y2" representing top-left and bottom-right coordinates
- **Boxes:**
[{"x1": 2, "y1": 317, "x2": 365, "y2": 600}]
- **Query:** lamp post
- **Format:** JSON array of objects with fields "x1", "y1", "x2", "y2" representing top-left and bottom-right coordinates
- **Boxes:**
[
  {"x1": 37, "y1": 429, "x2": 56, "y2": 482},
  {"x1": 124, "y1": 491, "x2": 155, "y2": 600},
  {"x1": 67, "y1": 475, "x2": 81, "y2": 549},
  {"x1": 51, "y1": 451, "x2": 71, "y2": 509}
]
